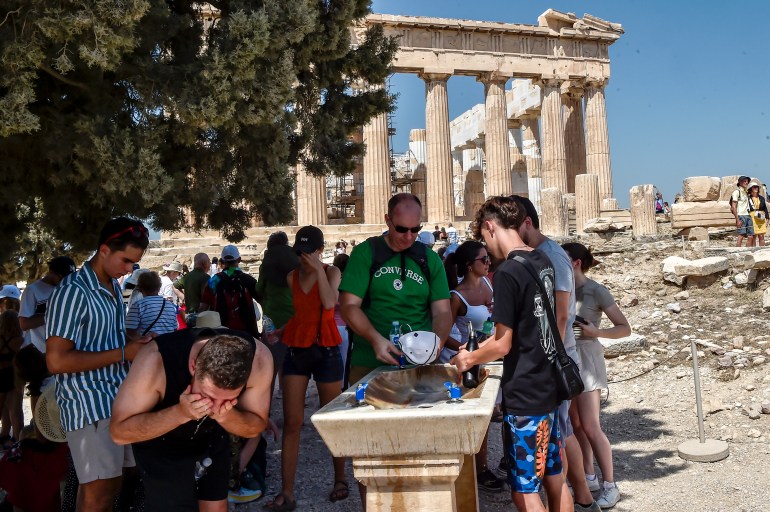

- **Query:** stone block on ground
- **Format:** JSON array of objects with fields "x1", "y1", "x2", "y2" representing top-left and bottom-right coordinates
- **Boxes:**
[
  {"x1": 763, "y1": 287, "x2": 770, "y2": 312},
  {"x1": 662, "y1": 256, "x2": 689, "y2": 285},
  {"x1": 741, "y1": 249, "x2": 770, "y2": 270},
  {"x1": 583, "y1": 217, "x2": 626, "y2": 233},
  {"x1": 678, "y1": 227, "x2": 709, "y2": 241},
  {"x1": 670, "y1": 201, "x2": 734, "y2": 229},
  {"x1": 673, "y1": 256, "x2": 729, "y2": 276},
  {"x1": 734, "y1": 269, "x2": 758, "y2": 286},
  {"x1": 683, "y1": 176, "x2": 721, "y2": 202},
  {"x1": 601, "y1": 333, "x2": 648, "y2": 358}
]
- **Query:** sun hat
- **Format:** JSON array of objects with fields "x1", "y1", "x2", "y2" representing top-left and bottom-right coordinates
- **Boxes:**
[
  {"x1": 34, "y1": 382, "x2": 66, "y2": 442},
  {"x1": 748, "y1": 179, "x2": 762, "y2": 190},
  {"x1": 221, "y1": 245, "x2": 241, "y2": 262},
  {"x1": 162, "y1": 261, "x2": 184, "y2": 273},
  {"x1": 194, "y1": 311, "x2": 227, "y2": 330}
]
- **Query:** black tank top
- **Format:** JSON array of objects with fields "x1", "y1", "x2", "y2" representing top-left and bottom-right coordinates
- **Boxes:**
[{"x1": 133, "y1": 328, "x2": 256, "y2": 455}]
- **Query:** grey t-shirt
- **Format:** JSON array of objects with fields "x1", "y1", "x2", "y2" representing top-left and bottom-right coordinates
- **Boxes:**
[
  {"x1": 575, "y1": 279, "x2": 616, "y2": 345},
  {"x1": 536, "y1": 238, "x2": 576, "y2": 349}
]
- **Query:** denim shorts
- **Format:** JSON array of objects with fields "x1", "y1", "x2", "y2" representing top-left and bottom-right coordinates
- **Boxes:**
[
  {"x1": 738, "y1": 215, "x2": 754, "y2": 235},
  {"x1": 504, "y1": 410, "x2": 563, "y2": 493},
  {"x1": 282, "y1": 345, "x2": 343, "y2": 383}
]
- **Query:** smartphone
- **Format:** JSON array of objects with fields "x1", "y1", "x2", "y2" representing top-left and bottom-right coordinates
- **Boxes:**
[{"x1": 573, "y1": 315, "x2": 587, "y2": 326}]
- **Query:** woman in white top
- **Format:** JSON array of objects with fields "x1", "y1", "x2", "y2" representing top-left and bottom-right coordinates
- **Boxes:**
[
  {"x1": 562, "y1": 243, "x2": 630, "y2": 509},
  {"x1": 443, "y1": 240, "x2": 502, "y2": 492}
]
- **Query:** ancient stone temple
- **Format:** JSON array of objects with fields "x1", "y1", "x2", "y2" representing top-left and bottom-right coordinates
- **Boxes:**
[{"x1": 296, "y1": 8, "x2": 623, "y2": 226}]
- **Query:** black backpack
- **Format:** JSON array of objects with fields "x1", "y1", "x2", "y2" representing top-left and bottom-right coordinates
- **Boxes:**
[
  {"x1": 213, "y1": 271, "x2": 258, "y2": 336},
  {"x1": 362, "y1": 236, "x2": 431, "y2": 307}
]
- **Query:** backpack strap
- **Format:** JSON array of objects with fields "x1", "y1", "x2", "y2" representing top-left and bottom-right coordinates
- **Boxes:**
[{"x1": 362, "y1": 237, "x2": 433, "y2": 308}]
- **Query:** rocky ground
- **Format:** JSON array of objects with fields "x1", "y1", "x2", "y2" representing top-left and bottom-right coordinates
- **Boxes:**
[{"x1": 232, "y1": 232, "x2": 770, "y2": 511}]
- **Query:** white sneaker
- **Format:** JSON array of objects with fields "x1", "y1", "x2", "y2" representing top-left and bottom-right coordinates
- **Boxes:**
[
  {"x1": 586, "y1": 475, "x2": 601, "y2": 492},
  {"x1": 596, "y1": 484, "x2": 620, "y2": 509}
]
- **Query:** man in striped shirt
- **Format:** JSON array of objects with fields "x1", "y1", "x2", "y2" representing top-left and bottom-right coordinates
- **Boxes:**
[{"x1": 46, "y1": 217, "x2": 152, "y2": 512}]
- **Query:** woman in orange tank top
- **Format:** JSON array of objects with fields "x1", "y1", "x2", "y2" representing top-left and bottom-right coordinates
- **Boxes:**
[{"x1": 266, "y1": 226, "x2": 347, "y2": 511}]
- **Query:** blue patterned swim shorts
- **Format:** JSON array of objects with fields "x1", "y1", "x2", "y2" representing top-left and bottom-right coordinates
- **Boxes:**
[{"x1": 504, "y1": 410, "x2": 563, "y2": 493}]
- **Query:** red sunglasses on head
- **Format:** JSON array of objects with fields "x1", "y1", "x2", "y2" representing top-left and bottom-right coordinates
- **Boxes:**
[{"x1": 103, "y1": 225, "x2": 148, "y2": 245}]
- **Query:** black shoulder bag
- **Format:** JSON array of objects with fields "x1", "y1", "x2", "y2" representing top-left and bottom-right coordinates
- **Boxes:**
[
  {"x1": 141, "y1": 299, "x2": 167, "y2": 336},
  {"x1": 512, "y1": 255, "x2": 584, "y2": 401}
]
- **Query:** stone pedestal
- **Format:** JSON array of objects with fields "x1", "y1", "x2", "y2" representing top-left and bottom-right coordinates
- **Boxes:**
[
  {"x1": 630, "y1": 184, "x2": 657, "y2": 237},
  {"x1": 540, "y1": 80, "x2": 568, "y2": 195},
  {"x1": 563, "y1": 88, "x2": 586, "y2": 194},
  {"x1": 575, "y1": 173, "x2": 600, "y2": 233},
  {"x1": 585, "y1": 81, "x2": 614, "y2": 199},
  {"x1": 423, "y1": 73, "x2": 456, "y2": 223},
  {"x1": 480, "y1": 74, "x2": 512, "y2": 197},
  {"x1": 363, "y1": 110, "x2": 391, "y2": 224},
  {"x1": 540, "y1": 187, "x2": 568, "y2": 237},
  {"x1": 296, "y1": 164, "x2": 327, "y2": 226}
]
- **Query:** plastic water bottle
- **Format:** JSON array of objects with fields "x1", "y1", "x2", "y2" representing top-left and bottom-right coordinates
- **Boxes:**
[
  {"x1": 462, "y1": 321, "x2": 480, "y2": 389},
  {"x1": 195, "y1": 457, "x2": 212, "y2": 482},
  {"x1": 482, "y1": 316, "x2": 494, "y2": 337},
  {"x1": 262, "y1": 316, "x2": 276, "y2": 345},
  {"x1": 390, "y1": 321, "x2": 406, "y2": 368}
]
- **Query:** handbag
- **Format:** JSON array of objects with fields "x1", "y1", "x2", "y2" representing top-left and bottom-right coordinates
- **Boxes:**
[{"x1": 511, "y1": 255, "x2": 584, "y2": 401}]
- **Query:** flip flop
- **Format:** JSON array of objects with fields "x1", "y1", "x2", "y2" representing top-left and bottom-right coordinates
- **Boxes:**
[
  {"x1": 329, "y1": 480, "x2": 349, "y2": 502},
  {"x1": 264, "y1": 493, "x2": 296, "y2": 512}
]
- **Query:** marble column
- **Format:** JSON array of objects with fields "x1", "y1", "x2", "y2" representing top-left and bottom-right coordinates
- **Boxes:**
[
  {"x1": 295, "y1": 162, "x2": 327, "y2": 226},
  {"x1": 540, "y1": 187, "x2": 568, "y2": 237},
  {"x1": 480, "y1": 73, "x2": 511, "y2": 197},
  {"x1": 452, "y1": 150, "x2": 464, "y2": 216},
  {"x1": 539, "y1": 79, "x2": 568, "y2": 194},
  {"x1": 351, "y1": 128, "x2": 365, "y2": 219},
  {"x1": 563, "y1": 88, "x2": 586, "y2": 194},
  {"x1": 521, "y1": 114, "x2": 542, "y2": 212},
  {"x1": 463, "y1": 146, "x2": 485, "y2": 217},
  {"x1": 422, "y1": 73, "x2": 455, "y2": 223},
  {"x1": 362, "y1": 109, "x2": 391, "y2": 224},
  {"x1": 575, "y1": 173, "x2": 600, "y2": 233},
  {"x1": 509, "y1": 120, "x2": 528, "y2": 196},
  {"x1": 585, "y1": 80, "x2": 614, "y2": 199},
  {"x1": 409, "y1": 129, "x2": 428, "y2": 221},
  {"x1": 630, "y1": 184, "x2": 657, "y2": 237}
]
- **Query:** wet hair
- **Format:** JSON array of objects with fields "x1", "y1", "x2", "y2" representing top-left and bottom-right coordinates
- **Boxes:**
[
  {"x1": 387, "y1": 193, "x2": 421, "y2": 217},
  {"x1": 510, "y1": 195, "x2": 540, "y2": 229},
  {"x1": 0, "y1": 310, "x2": 22, "y2": 341},
  {"x1": 97, "y1": 217, "x2": 149, "y2": 253},
  {"x1": 267, "y1": 231, "x2": 289, "y2": 249},
  {"x1": 195, "y1": 335, "x2": 254, "y2": 390},
  {"x1": 333, "y1": 253, "x2": 349, "y2": 273},
  {"x1": 444, "y1": 240, "x2": 486, "y2": 290},
  {"x1": 472, "y1": 196, "x2": 527, "y2": 239},
  {"x1": 562, "y1": 242, "x2": 599, "y2": 272},
  {"x1": 137, "y1": 271, "x2": 162, "y2": 295}
]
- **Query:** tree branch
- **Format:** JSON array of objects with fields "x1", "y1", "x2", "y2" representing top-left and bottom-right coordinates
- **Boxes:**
[
  {"x1": 0, "y1": 8, "x2": 21, "y2": 28},
  {"x1": 37, "y1": 63, "x2": 90, "y2": 91}
]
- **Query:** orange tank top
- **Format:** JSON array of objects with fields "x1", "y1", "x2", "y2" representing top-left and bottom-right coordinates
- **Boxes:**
[{"x1": 282, "y1": 266, "x2": 342, "y2": 348}]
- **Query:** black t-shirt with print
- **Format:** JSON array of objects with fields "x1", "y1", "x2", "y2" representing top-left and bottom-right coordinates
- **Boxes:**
[{"x1": 491, "y1": 249, "x2": 559, "y2": 416}]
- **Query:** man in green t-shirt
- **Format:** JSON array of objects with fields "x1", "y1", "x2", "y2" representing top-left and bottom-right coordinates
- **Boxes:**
[
  {"x1": 339, "y1": 193, "x2": 452, "y2": 385},
  {"x1": 174, "y1": 252, "x2": 211, "y2": 314}
]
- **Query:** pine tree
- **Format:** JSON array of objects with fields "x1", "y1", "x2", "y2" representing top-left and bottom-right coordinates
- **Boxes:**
[{"x1": 0, "y1": 0, "x2": 396, "y2": 271}]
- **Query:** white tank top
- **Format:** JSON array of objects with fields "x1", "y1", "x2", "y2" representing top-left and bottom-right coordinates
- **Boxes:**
[{"x1": 450, "y1": 277, "x2": 493, "y2": 343}]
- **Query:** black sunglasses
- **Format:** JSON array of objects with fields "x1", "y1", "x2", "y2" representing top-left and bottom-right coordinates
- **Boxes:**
[
  {"x1": 473, "y1": 256, "x2": 491, "y2": 264},
  {"x1": 104, "y1": 225, "x2": 148, "y2": 244},
  {"x1": 393, "y1": 224, "x2": 422, "y2": 234}
]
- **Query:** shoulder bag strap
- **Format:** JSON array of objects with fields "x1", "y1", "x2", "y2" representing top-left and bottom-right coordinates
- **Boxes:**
[
  {"x1": 511, "y1": 255, "x2": 568, "y2": 356},
  {"x1": 142, "y1": 299, "x2": 167, "y2": 336}
]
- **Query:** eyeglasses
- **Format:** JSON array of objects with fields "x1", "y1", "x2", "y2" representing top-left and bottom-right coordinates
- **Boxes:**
[
  {"x1": 393, "y1": 224, "x2": 422, "y2": 234},
  {"x1": 473, "y1": 256, "x2": 491, "y2": 264},
  {"x1": 103, "y1": 225, "x2": 149, "y2": 245}
]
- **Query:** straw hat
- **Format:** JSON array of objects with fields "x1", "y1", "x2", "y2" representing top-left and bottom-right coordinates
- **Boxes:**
[
  {"x1": 34, "y1": 382, "x2": 66, "y2": 442},
  {"x1": 194, "y1": 311, "x2": 227, "y2": 330},
  {"x1": 748, "y1": 179, "x2": 762, "y2": 191},
  {"x1": 162, "y1": 261, "x2": 184, "y2": 273}
]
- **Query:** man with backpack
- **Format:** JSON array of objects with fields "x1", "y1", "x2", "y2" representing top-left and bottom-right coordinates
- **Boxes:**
[
  {"x1": 339, "y1": 193, "x2": 452, "y2": 386},
  {"x1": 200, "y1": 245, "x2": 260, "y2": 337}
]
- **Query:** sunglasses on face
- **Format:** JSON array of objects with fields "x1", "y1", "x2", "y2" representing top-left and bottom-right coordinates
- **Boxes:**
[
  {"x1": 104, "y1": 225, "x2": 149, "y2": 245},
  {"x1": 393, "y1": 224, "x2": 422, "y2": 234},
  {"x1": 473, "y1": 256, "x2": 491, "y2": 264}
]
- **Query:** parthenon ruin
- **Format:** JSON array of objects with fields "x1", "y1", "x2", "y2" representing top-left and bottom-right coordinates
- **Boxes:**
[{"x1": 296, "y1": 8, "x2": 624, "y2": 226}]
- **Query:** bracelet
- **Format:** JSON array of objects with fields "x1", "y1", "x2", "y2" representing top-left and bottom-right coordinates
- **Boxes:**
[{"x1": 121, "y1": 345, "x2": 125, "y2": 364}]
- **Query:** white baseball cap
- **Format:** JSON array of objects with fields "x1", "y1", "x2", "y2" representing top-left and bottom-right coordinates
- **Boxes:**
[
  {"x1": 417, "y1": 231, "x2": 435, "y2": 246},
  {"x1": 0, "y1": 285, "x2": 21, "y2": 301}
]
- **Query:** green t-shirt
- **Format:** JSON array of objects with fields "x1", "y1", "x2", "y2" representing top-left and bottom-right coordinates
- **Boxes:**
[
  {"x1": 173, "y1": 268, "x2": 209, "y2": 313},
  {"x1": 339, "y1": 237, "x2": 450, "y2": 368},
  {"x1": 255, "y1": 262, "x2": 294, "y2": 329}
]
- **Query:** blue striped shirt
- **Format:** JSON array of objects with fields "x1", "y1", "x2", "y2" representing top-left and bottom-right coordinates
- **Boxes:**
[{"x1": 46, "y1": 261, "x2": 128, "y2": 432}]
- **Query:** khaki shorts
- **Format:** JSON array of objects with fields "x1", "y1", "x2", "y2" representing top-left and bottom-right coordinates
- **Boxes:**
[{"x1": 66, "y1": 418, "x2": 135, "y2": 484}]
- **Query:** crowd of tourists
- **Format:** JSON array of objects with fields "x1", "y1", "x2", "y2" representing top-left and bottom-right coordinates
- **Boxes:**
[{"x1": 0, "y1": 193, "x2": 634, "y2": 512}]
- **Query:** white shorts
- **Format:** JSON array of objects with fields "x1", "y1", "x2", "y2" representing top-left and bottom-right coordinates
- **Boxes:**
[
  {"x1": 66, "y1": 418, "x2": 135, "y2": 483},
  {"x1": 576, "y1": 341, "x2": 608, "y2": 392}
]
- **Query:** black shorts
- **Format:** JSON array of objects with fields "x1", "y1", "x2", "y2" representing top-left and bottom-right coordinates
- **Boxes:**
[
  {"x1": 0, "y1": 366, "x2": 13, "y2": 393},
  {"x1": 133, "y1": 430, "x2": 230, "y2": 511},
  {"x1": 13, "y1": 345, "x2": 48, "y2": 396},
  {"x1": 282, "y1": 345, "x2": 343, "y2": 383}
]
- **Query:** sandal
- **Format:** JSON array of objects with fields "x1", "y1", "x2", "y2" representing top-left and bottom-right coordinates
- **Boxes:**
[
  {"x1": 264, "y1": 493, "x2": 296, "y2": 511},
  {"x1": 329, "y1": 480, "x2": 349, "y2": 502}
]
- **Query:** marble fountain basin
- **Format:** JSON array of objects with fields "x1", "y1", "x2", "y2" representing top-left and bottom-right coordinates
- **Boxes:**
[{"x1": 311, "y1": 363, "x2": 502, "y2": 458}]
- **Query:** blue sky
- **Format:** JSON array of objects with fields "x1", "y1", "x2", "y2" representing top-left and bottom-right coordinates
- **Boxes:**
[{"x1": 370, "y1": 0, "x2": 770, "y2": 207}]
